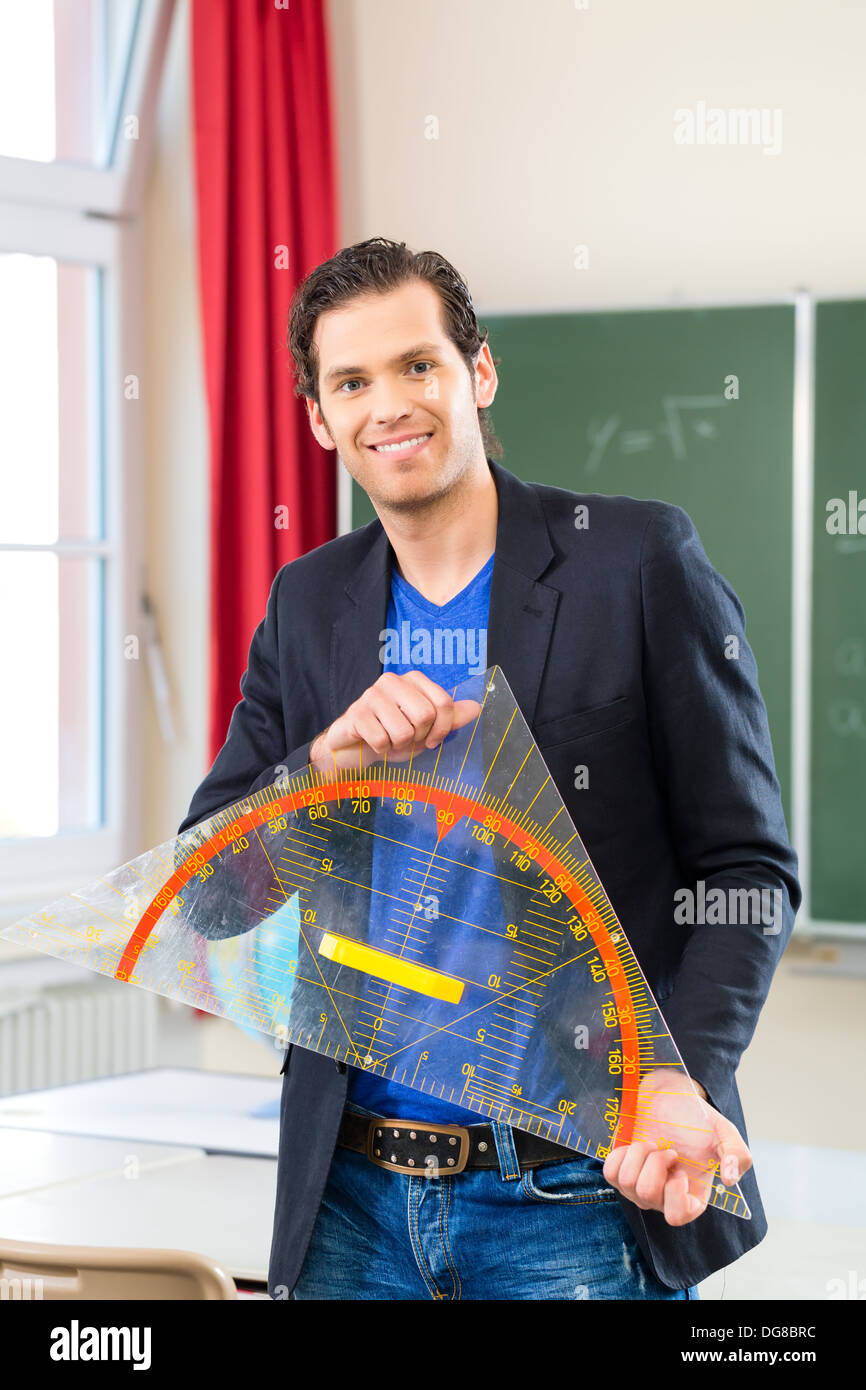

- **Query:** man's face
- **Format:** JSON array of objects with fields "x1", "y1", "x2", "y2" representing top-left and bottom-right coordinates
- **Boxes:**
[{"x1": 306, "y1": 279, "x2": 497, "y2": 513}]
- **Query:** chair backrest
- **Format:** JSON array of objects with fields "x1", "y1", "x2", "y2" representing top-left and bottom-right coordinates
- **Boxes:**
[{"x1": 0, "y1": 1237, "x2": 238, "y2": 1299}]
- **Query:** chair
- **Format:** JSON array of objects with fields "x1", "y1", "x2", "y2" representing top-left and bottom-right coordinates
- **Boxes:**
[{"x1": 0, "y1": 1237, "x2": 238, "y2": 1299}]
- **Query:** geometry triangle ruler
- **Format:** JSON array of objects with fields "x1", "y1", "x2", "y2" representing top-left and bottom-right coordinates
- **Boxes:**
[{"x1": 0, "y1": 664, "x2": 749, "y2": 1218}]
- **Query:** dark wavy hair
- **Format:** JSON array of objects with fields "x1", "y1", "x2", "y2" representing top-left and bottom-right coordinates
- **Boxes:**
[{"x1": 287, "y1": 236, "x2": 503, "y2": 460}]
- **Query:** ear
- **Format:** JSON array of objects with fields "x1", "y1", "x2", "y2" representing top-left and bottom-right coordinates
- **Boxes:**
[
  {"x1": 473, "y1": 343, "x2": 498, "y2": 409},
  {"x1": 306, "y1": 396, "x2": 336, "y2": 451}
]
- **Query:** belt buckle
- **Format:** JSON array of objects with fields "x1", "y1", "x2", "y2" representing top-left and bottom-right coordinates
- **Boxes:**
[{"x1": 366, "y1": 1118, "x2": 471, "y2": 1176}]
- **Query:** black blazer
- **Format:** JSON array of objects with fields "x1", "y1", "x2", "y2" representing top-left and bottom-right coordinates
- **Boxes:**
[{"x1": 177, "y1": 456, "x2": 801, "y2": 1293}]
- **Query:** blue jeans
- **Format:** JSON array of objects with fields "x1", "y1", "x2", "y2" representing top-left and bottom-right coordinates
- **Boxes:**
[{"x1": 292, "y1": 1102, "x2": 700, "y2": 1300}]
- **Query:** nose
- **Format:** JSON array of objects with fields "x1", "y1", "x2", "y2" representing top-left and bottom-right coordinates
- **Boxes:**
[{"x1": 369, "y1": 379, "x2": 413, "y2": 425}]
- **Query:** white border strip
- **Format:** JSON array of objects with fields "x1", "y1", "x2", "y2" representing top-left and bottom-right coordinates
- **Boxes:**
[
  {"x1": 792, "y1": 291, "x2": 816, "y2": 937},
  {"x1": 337, "y1": 455, "x2": 354, "y2": 536},
  {"x1": 474, "y1": 291, "x2": 800, "y2": 317}
]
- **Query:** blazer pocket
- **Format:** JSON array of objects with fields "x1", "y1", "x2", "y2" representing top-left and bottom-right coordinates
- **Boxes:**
[
  {"x1": 533, "y1": 696, "x2": 634, "y2": 750},
  {"x1": 280, "y1": 1044, "x2": 293, "y2": 1075}
]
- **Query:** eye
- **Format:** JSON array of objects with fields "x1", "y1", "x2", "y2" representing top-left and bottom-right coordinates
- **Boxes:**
[{"x1": 337, "y1": 362, "x2": 434, "y2": 393}]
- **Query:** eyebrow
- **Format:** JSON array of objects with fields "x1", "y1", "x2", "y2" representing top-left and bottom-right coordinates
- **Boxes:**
[{"x1": 323, "y1": 342, "x2": 442, "y2": 387}]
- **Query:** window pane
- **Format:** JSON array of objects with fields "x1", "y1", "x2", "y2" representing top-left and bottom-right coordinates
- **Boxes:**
[
  {"x1": 0, "y1": 0, "x2": 142, "y2": 167},
  {"x1": 0, "y1": 252, "x2": 102, "y2": 544},
  {"x1": 0, "y1": 552, "x2": 104, "y2": 837}
]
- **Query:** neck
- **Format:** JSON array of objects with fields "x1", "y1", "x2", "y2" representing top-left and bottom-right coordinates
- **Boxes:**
[{"x1": 377, "y1": 458, "x2": 498, "y2": 606}]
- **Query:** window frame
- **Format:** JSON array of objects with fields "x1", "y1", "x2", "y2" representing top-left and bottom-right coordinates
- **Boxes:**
[
  {"x1": 0, "y1": 0, "x2": 175, "y2": 924},
  {"x1": 0, "y1": 0, "x2": 176, "y2": 217}
]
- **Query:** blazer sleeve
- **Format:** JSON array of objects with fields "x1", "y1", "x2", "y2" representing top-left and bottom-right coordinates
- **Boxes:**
[
  {"x1": 639, "y1": 503, "x2": 801, "y2": 1116},
  {"x1": 176, "y1": 565, "x2": 315, "y2": 837}
]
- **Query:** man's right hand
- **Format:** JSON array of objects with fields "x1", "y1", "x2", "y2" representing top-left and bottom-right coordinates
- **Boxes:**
[{"x1": 309, "y1": 671, "x2": 481, "y2": 773}]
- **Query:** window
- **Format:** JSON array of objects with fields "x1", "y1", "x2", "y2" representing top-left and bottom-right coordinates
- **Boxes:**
[
  {"x1": 0, "y1": 0, "x2": 173, "y2": 215},
  {"x1": 0, "y1": 0, "x2": 143, "y2": 167},
  {"x1": 0, "y1": 0, "x2": 175, "y2": 920}
]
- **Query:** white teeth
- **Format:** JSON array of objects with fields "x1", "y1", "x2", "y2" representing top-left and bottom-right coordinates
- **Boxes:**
[{"x1": 372, "y1": 434, "x2": 431, "y2": 452}]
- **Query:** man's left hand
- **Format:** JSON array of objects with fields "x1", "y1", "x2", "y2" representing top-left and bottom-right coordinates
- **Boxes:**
[{"x1": 602, "y1": 1068, "x2": 752, "y2": 1226}]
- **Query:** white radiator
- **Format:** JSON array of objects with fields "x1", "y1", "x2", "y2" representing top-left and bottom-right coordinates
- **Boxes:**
[{"x1": 0, "y1": 981, "x2": 159, "y2": 1097}]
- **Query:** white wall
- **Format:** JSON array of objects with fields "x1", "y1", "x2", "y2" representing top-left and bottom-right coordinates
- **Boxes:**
[{"x1": 325, "y1": 0, "x2": 866, "y2": 308}]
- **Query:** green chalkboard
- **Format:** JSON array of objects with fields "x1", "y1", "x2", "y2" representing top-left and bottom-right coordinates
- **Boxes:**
[
  {"x1": 352, "y1": 305, "x2": 795, "y2": 828},
  {"x1": 811, "y1": 300, "x2": 866, "y2": 923}
]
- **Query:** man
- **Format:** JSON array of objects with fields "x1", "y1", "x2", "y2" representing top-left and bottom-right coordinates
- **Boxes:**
[{"x1": 177, "y1": 237, "x2": 800, "y2": 1299}]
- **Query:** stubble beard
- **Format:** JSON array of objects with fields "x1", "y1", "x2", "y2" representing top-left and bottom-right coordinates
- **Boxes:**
[{"x1": 342, "y1": 435, "x2": 476, "y2": 520}]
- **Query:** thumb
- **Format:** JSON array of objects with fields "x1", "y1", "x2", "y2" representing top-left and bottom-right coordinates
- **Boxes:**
[
  {"x1": 712, "y1": 1115, "x2": 752, "y2": 1186},
  {"x1": 451, "y1": 699, "x2": 482, "y2": 730}
]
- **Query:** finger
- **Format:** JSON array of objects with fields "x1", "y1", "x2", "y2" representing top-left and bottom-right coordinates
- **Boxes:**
[
  {"x1": 395, "y1": 672, "x2": 456, "y2": 746},
  {"x1": 666, "y1": 1162, "x2": 709, "y2": 1226},
  {"x1": 633, "y1": 1148, "x2": 680, "y2": 1209},
  {"x1": 319, "y1": 714, "x2": 370, "y2": 769},
  {"x1": 602, "y1": 1145, "x2": 628, "y2": 1187},
  {"x1": 371, "y1": 695, "x2": 438, "y2": 754},
  {"x1": 451, "y1": 698, "x2": 482, "y2": 730},
  {"x1": 615, "y1": 1141, "x2": 654, "y2": 1195},
  {"x1": 420, "y1": 697, "x2": 481, "y2": 750},
  {"x1": 710, "y1": 1114, "x2": 752, "y2": 1184},
  {"x1": 717, "y1": 1137, "x2": 752, "y2": 1185},
  {"x1": 662, "y1": 1165, "x2": 693, "y2": 1225},
  {"x1": 399, "y1": 675, "x2": 482, "y2": 748},
  {"x1": 375, "y1": 674, "x2": 441, "y2": 742},
  {"x1": 352, "y1": 704, "x2": 416, "y2": 759}
]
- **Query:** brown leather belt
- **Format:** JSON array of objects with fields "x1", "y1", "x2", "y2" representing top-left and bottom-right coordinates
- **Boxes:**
[{"x1": 337, "y1": 1109, "x2": 580, "y2": 1176}]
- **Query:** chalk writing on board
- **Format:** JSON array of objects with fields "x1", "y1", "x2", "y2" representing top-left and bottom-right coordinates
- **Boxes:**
[
  {"x1": 829, "y1": 638, "x2": 866, "y2": 739},
  {"x1": 834, "y1": 638, "x2": 866, "y2": 678},
  {"x1": 828, "y1": 701, "x2": 866, "y2": 739},
  {"x1": 584, "y1": 394, "x2": 726, "y2": 473}
]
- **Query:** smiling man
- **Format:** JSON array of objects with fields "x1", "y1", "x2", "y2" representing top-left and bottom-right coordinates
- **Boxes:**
[
  {"x1": 177, "y1": 236, "x2": 800, "y2": 1301},
  {"x1": 301, "y1": 265, "x2": 500, "y2": 606}
]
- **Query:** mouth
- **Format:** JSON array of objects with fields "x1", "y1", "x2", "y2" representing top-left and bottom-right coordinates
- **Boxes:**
[{"x1": 365, "y1": 432, "x2": 433, "y2": 460}]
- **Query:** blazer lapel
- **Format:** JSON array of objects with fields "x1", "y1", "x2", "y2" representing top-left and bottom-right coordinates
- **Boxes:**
[
  {"x1": 331, "y1": 524, "x2": 393, "y2": 722},
  {"x1": 486, "y1": 458, "x2": 559, "y2": 730},
  {"x1": 330, "y1": 457, "x2": 559, "y2": 730}
]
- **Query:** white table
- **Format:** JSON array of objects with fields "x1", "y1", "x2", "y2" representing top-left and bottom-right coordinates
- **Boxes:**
[
  {"x1": 0, "y1": 1153, "x2": 278, "y2": 1283},
  {"x1": 0, "y1": 1067, "x2": 281, "y2": 1155},
  {"x1": 0, "y1": 1068, "x2": 281, "y2": 1286},
  {"x1": 0, "y1": 1127, "x2": 202, "y2": 1198}
]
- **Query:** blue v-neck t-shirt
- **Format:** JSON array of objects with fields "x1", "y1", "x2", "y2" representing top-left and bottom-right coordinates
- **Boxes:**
[{"x1": 346, "y1": 553, "x2": 495, "y2": 1122}]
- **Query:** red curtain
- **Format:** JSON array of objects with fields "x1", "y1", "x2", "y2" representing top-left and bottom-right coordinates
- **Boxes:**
[{"x1": 191, "y1": 0, "x2": 339, "y2": 764}]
